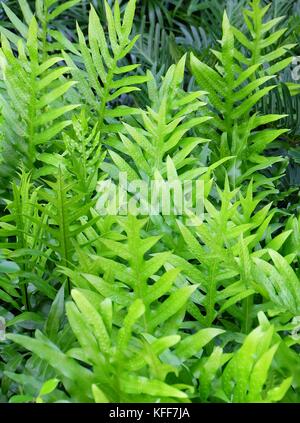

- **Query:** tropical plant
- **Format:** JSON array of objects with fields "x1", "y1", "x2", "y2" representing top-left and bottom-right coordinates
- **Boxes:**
[{"x1": 0, "y1": 0, "x2": 299, "y2": 405}]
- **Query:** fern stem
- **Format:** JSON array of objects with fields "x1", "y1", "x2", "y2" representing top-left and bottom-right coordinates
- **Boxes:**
[
  {"x1": 242, "y1": 294, "x2": 253, "y2": 334},
  {"x1": 98, "y1": 44, "x2": 124, "y2": 137},
  {"x1": 98, "y1": 60, "x2": 116, "y2": 135},
  {"x1": 206, "y1": 260, "x2": 217, "y2": 326},
  {"x1": 21, "y1": 285, "x2": 30, "y2": 311},
  {"x1": 41, "y1": 5, "x2": 49, "y2": 62},
  {"x1": 57, "y1": 168, "x2": 71, "y2": 294},
  {"x1": 15, "y1": 190, "x2": 30, "y2": 310}
]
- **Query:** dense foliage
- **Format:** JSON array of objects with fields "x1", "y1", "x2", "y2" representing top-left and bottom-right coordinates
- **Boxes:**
[{"x1": 0, "y1": 0, "x2": 299, "y2": 403}]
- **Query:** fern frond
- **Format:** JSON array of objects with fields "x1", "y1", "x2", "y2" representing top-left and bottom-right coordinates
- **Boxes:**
[
  {"x1": 105, "y1": 55, "x2": 210, "y2": 180},
  {"x1": 221, "y1": 316, "x2": 291, "y2": 402},
  {"x1": 8, "y1": 214, "x2": 225, "y2": 402},
  {"x1": 190, "y1": 5, "x2": 293, "y2": 183},
  {"x1": 63, "y1": 0, "x2": 148, "y2": 138},
  {"x1": 0, "y1": 0, "x2": 81, "y2": 57},
  {"x1": 232, "y1": 0, "x2": 296, "y2": 76},
  {"x1": 0, "y1": 169, "x2": 53, "y2": 307},
  {"x1": 172, "y1": 179, "x2": 293, "y2": 328},
  {"x1": 0, "y1": 17, "x2": 78, "y2": 179},
  {"x1": 38, "y1": 167, "x2": 102, "y2": 292}
]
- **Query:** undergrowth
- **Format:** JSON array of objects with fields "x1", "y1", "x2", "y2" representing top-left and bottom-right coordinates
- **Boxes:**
[{"x1": 0, "y1": 0, "x2": 299, "y2": 404}]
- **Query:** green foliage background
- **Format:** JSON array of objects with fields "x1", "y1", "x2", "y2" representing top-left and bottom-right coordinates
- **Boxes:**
[{"x1": 0, "y1": 0, "x2": 299, "y2": 403}]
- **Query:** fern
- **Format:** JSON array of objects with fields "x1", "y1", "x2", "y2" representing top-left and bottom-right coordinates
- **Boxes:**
[
  {"x1": 106, "y1": 54, "x2": 210, "y2": 180},
  {"x1": 252, "y1": 250, "x2": 300, "y2": 315},
  {"x1": 0, "y1": 251, "x2": 21, "y2": 310},
  {"x1": 62, "y1": 110, "x2": 106, "y2": 196},
  {"x1": 38, "y1": 167, "x2": 100, "y2": 292},
  {"x1": 0, "y1": 0, "x2": 299, "y2": 405},
  {"x1": 232, "y1": 0, "x2": 295, "y2": 77},
  {"x1": 0, "y1": 170, "x2": 53, "y2": 309},
  {"x1": 0, "y1": 0, "x2": 81, "y2": 57},
  {"x1": 172, "y1": 178, "x2": 294, "y2": 330},
  {"x1": 190, "y1": 4, "x2": 294, "y2": 185},
  {"x1": 220, "y1": 313, "x2": 292, "y2": 403},
  {"x1": 6, "y1": 215, "x2": 226, "y2": 402},
  {"x1": 0, "y1": 16, "x2": 78, "y2": 180},
  {"x1": 63, "y1": 0, "x2": 148, "y2": 138}
]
